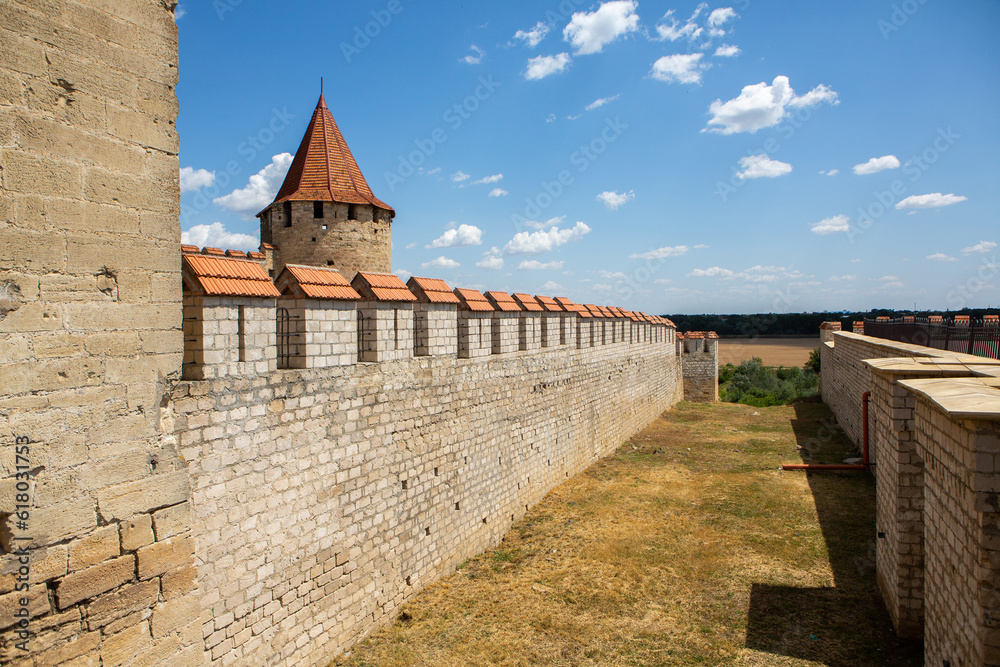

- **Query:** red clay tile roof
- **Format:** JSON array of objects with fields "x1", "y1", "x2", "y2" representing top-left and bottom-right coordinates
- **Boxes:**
[
  {"x1": 454, "y1": 288, "x2": 494, "y2": 312},
  {"x1": 598, "y1": 306, "x2": 615, "y2": 318},
  {"x1": 535, "y1": 296, "x2": 562, "y2": 312},
  {"x1": 183, "y1": 255, "x2": 280, "y2": 298},
  {"x1": 269, "y1": 94, "x2": 393, "y2": 213},
  {"x1": 663, "y1": 318, "x2": 677, "y2": 328},
  {"x1": 512, "y1": 293, "x2": 543, "y2": 312},
  {"x1": 486, "y1": 291, "x2": 522, "y2": 312},
  {"x1": 225, "y1": 249, "x2": 247, "y2": 258},
  {"x1": 181, "y1": 244, "x2": 200, "y2": 254},
  {"x1": 584, "y1": 304, "x2": 606, "y2": 318},
  {"x1": 247, "y1": 251, "x2": 265, "y2": 260},
  {"x1": 352, "y1": 272, "x2": 417, "y2": 302},
  {"x1": 407, "y1": 276, "x2": 460, "y2": 304},
  {"x1": 555, "y1": 297, "x2": 591, "y2": 318},
  {"x1": 202, "y1": 247, "x2": 226, "y2": 256},
  {"x1": 277, "y1": 264, "x2": 361, "y2": 300}
]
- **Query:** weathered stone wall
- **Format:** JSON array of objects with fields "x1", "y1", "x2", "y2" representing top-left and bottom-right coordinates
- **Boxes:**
[
  {"x1": 173, "y1": 342, "x2": 684, "y2": 666},
  {"x1": 413, "y1": 303, "x2": 457, "y2": 358},
  {"x1": 820, "y1": 330, "x2": 1000, "y2": 665},
  {"x1": 0, "y1": 1, "x2": 203, "y2": 665},
  {"x1": 680, "y1": 338, "x2": 719, "y2": 402},
  {"x1": 261, "y1": 201, "x2": 392, "y2": 280},
  {"x1": 280, "y1": 298, "x2": 358, "y2": 369}
]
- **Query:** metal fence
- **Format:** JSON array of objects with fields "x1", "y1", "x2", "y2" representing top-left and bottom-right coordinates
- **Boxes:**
[{"x1": 862, "y1": 316, "x2": 1000, "y2": 360}]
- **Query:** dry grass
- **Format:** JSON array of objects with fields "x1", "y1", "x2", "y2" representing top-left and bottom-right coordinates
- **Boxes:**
[
  {"x1": 718, "y1": 339, "x2": 820, "y2": 367},
  {"x1": 332, "y1": 399, "x2": 922, "y2": 667}
]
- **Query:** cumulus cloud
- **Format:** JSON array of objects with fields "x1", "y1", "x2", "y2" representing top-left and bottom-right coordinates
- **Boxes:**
[
  {"x1": 422, "y1": 256, "x2": 460, "y2": 270},
  {"x1": 452, "y1": 171, "x2": 471, "y2": 183},
  {"x1": 655, "y1": 7, "x2": 704, "y2": 41},
  {"x1": 962, "y1": 240, "x2": 997, "y2": 254},
  {"x1": 714, "y1": 44, "x2": 740, "y2": 57},
  {"x1": 502, "y1": 221, "x2": 591, "y2": 255},
  {"x1": 736, "y1": 154, "x2": 792, "y2": 179},
  {"x1": 704, "y1": 75, "x2": 839, "y2": 135},
  {"x1": 688, "y1": 266, "x2": 734, "y2": 277},
  {"x1": 525, "y1": 53, "x2": 572, "y2": 80},
  {"x1": 519, "y1": 260, "x2": 565, "y2": 270},
  {"x1": 629, "y1": 245, "x2": 689, "y2": 260},
  {"x1": 853, "y1": 155, "x2": 901, "y2": 175},
  {"x1": 895, "y1": 193, "x2": 968, "y2": 210},
  {"x1": 598, "y1": 270, "x2": 627, "y2": 279},
  {"x1": 707, "y1": 7, "x2": 737, "y2": 28},
  {"x1": 586, "y1": 94, "x2": 622, "y2": 111},
  {"x1": 819, "y1": 169, "x2": 839, "y2": 176},
  {"x1": 810, "y1": 214, "x2": 850, "y2": 235},
  {"x1": 926, "y1": 253, "x2": 957, "y2": 262},
  {"x1": 427, "y1": 224, "x2": 483, "y2": 249},
  {"x1": 179, "y1": 167, "x2": 215, "y2": 193},
  {"x1": 181, "y1": 222, "x2": 259, "y2": 250},
  {"x1": 213, "y1": 153, "x2": 293, "y2": 218},
  {"x1": 489, "y1": 188, "x2": 509, "y2": 197},
  {"x1": 514, "y1": 22, "x2": 550, "y2": 47},
  {"x1": 476, "y1": 250, "x2": 505, "y2": 270},
  {"x1": 564, "y1": 0, "x2": 639, "y2": 55},
  {"x1": 523, "y1": 216, "x2": 566, "y2": 230},
  {"x1": 596, "y1": 190, "x2": 635, "y2": 209},
  {"x1": 540, "y1": 280, "x2": 564, "y2": 292},
  {"x1": 395, "y1": 268, "x2": 413, "y2": 282},
  {"x1": 650, "y1": 53, "x2": 708, "y2": 84},
  {"x1": 473, "y1": 174, "x2": 504, "y2": 185},
  {"x1": 460, "y1": 45, "x2": 485, "y2": 65}
]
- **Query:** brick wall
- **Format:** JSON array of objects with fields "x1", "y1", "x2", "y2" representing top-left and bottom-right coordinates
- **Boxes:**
[
  {"x1": 0, "y1": 1, "x2": 203, "y2": 664},
  {"x1": 172, "y1": 343, "x2": 684, "y2": 666}
]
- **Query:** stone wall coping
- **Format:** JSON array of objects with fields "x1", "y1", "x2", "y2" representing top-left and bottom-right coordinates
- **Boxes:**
[
  {"x1": 865, "y1": 356, "x2": 1000, "y2": 378},
  {"x1": 897, "y1": 377, "x2": 1000, "y2": 420}
]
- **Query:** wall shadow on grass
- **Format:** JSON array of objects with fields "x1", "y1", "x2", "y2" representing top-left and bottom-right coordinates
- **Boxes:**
[{"x1": 744, "y1": 398, "x2": 922, "y2": 666}]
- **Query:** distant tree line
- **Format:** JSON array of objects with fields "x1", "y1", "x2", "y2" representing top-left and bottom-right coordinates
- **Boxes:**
[{"x1": 664, "y1": 308, "x2": 999, "y2": 338}]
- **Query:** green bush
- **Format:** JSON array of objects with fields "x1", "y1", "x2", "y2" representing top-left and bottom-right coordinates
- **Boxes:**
[
  {"x1": 806, "y1": 347, "x2": 822, "y2": 374},
  {"x1": 719, "y1": 357, "x2": 819, "y2": 407}
]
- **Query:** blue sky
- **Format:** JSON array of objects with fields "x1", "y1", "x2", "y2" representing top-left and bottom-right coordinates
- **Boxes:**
[{"x1": 176, "y1": 0, "x2": 999, "y2": 314}]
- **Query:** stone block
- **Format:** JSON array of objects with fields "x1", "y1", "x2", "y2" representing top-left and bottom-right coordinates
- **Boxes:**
[
  {"x1": 55, "y1": 554, "x2": 135, "y2": 609},
  {"x1": 120, "y1": 513, "x2": 155, "y2": 552},
  {"x1": 161, "y1": 565, "x2": 197, "y2": 600},
  {"x1": 85, "y1": 579, "x2": 159, "y2": 630},
  {"x1": 100, "y1": 618, "x2": 152, "y2": 667},
  {"x1": 151, "y1": 592, "x2": 201, "y2": 639},
  {"x1": 137, "y1": 535, "x2": 194, "y2": 581},
  {"x1": 97, "y1": 471, "x2": 190, "y2": 521},
  {"x1": 153, "y1": 502, "x2": 190, "y2": 540},
  {"x1": 0, "y1": 583, "x2": 49, "y2": 630},
  {"x1": 68, "y1": 525, "x2": 120, "y2": 570},
  {"x1": 1, "y1": 498, "x2": 96, "y2": 551}
]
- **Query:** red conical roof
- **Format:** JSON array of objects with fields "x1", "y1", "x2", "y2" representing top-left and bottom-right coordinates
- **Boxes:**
[{"x1": 270, "y1": 94, "x2": 393, "y2": 213}]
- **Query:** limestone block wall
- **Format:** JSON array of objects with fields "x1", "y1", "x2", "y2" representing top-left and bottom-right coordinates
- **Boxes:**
[
  {"x1": 414, "y1": 303, "x2": 458, "y2": 358},
  {"x1": 680, "y1": 338, "x2": 719, "y2": 402},
  {"x1": 492, "y1": 313, "x2": 519, "y2": 355},
  {"x1": 540, "y1": 314, "x2": 559, "y2": 348},
  {"x1": 457, "y1": 312, "x2": 491, "y2": 359},
  {"x1": 578, "y1": 321, "x2": 594, "y2": 348},
  {"x1": 0, "y1": 1, "x2": 203, "y2": 665},
  {"x1": 182, "y1": 296, "x2": 277, "y2": 379},
  {"x1": 559, "y1": 314, "x2": 577, "y2": 348},
  {"x1": 281, "y1": 298, "x2": 358, "y2": 369},
  {"x1": 171, "y1": 342, "x2": 684, "y2": 667},
  {"x1": 519, "y1": 314, "x2": 542, "y2": 352},
  {"x1": 358, "y1": 303, "x2": 413, "y2": 363}
]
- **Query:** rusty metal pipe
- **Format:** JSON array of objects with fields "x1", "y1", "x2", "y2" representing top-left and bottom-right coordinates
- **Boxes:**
[{"x1": 781, "y1": 391, "x2": 872, "y2": 472}]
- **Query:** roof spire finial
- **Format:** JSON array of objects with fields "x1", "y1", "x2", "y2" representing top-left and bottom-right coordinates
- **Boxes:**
[{"x1": 320, "y1": 76, "x2": 323, "y2": 95}]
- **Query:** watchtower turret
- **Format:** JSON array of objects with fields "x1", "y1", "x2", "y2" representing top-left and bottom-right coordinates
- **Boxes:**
[{"x1": 258, "y1": 91, "x2": 394, "y2": 280}]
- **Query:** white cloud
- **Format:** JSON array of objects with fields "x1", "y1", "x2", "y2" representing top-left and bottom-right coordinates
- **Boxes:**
[
  {"x1": 514, "y1": 22, "x2": 550, "y2": 48},
  {"x1": 927, "y1": 253, "x2": 957, "y2": 262},
  {"x1": 489, "y1": 188, "x2": 509, "y2": 197},
  {"x1": 694, "y1": 244, "x2": 709, "y2": 249},
  {"x1": 596, "y1": 190, "x2": 635, "y2": 209},
  {"x1": 654, "y1": 278, "x2": 672, "y2": 285},
  {"x1": 427, "y1": 224, "x2": 483, "y2": 249},
  {"x1": 650, "y1": 53, "x2": 707, "y2": 85},
  {"x1": 586, "y1": 94, "x2": 622, "y2": 111},
  {"x1": 213, "y1": 153, "x2": 292, "y2": 218},
  {"x1": 421, "y1": 256, "x2": 460, "y2": 270},
  {"x1": 395, "y1": 268, "x2": 413, "y2": 282},
  {"x1": 502, "y1": 221, "x2": 591, "y2": 255},
  {"x1": 540, "y1": 280, "x2": 564, "y2": 292},
  {"x1": 829, "y1": 274, "x2": 856, "y2": 282},
  {"x1": 736, "y1": 154, "x2": 792, "y2": 179},
  {"x1": 707, "y1": 7, "x2": 737, "y2": 28},
  {"x1": 853, "y1": 155, "x2": 901, "y2": 175},
  {"x1": 181, "y1": 222, "x2": 259, "y2": 250},
  {"x1": 476, "y1": 251, "x2": 505, "y2": 270},
  {"x1": 461, "y1": 45, "x2": 485, "y2": 65},
  {"x1": 519, "y1": 260, "x2": 565, "y2": 270},
  {"x1": 598, "y1": 270, "x2": 627, "y2": 279},
  {"x1": 962, "y1": 240, "x2": 997, "y2": 254},
  {"x1": 895, "y1": 193, "x2": 968, "y2": 210},
  {"x1": 705, "y1": 75, "x2": 839, "y2": 135},
  {"x1": 545, "y1": 113, "x2": 557, "y2": 123},
  {"x1": 810, "y1": 214, "x2": 850, "y2": 235},
  {"x1": 452, "y1": 171, "x2": 471, "y2": 183},
  {"x1": 713, "y1": 44, "x2": 740, "y2": 57},
  {"x1": 655, "y1": 7, "x2": 704, "y2": 41},
  {"x1": 593, "y1": 283, "x2": 614, "y2": 293},
  {"x1": 405, "y1": 242, "x2": 418, "y2": 250},
  {"x1": 629, "y1": 245, "x2": 689, "y2": 260},
  {"x1": 179, "y1": 166, "x2": 215, "y2": 193},
  {"x1": 819, "y1": 169, "x2": 839, "y2": 176},
  {"x1": 564, "y1": 0, "x2": 639, "y2": 55},
  {"x1": 473, "y1": 174, "x2": 504, "y2": 185},
  {"x1": 525, "y1": 53, "x2": 572, "y2": 80},
  {"x1": 173, "y1": 4, "x2": 186, "y2": 20},
  {"x1": 524, "y1": 216, "x2": 566, "y2": 230},
  {"x1": 689, "y1": 266, "x2": 734, "y2": 277}
]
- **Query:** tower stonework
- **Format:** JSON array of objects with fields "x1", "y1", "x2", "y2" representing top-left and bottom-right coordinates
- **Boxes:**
[{"x1": 258, "y1": 94, "x2": 394, "y2": 280}]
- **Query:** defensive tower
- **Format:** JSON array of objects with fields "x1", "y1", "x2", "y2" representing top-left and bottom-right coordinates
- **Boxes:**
[{"x1": 258, "y1": 90, "x2": 394, "y2": 279}]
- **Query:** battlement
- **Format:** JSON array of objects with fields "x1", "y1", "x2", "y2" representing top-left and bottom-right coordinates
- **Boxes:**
[{"x1": 677, "y1": 331, "x2": 720, "y2": 402}]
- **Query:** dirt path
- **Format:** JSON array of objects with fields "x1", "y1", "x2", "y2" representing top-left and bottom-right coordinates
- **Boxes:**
[{"x1": 333, "y1": 400, "x2": 922, "y2": 667}]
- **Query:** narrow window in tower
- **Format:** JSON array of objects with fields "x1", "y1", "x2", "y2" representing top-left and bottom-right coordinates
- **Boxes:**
[
  {"x1": 393, "y1": 309, "x2": 399, "y2": 350},
  {"x1": 313, "y1": 201, "x2": 323, "y2": 218},
  {"x1": 348, "y1": 205, "x2": 357, "y2": 220},
  {"x1": 283, "y1": 202, "x2": 292, "y2": 227},
  {"x1": 237, "y1": 305, "x2": 247, "y2": 362}
]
